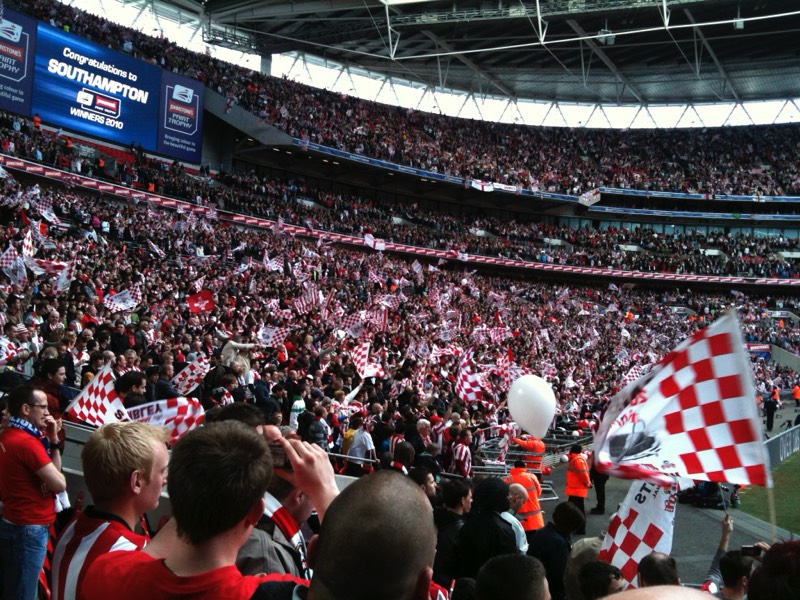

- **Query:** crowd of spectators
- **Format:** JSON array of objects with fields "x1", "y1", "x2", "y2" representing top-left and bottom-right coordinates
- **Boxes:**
[
  {"x1": 12, "y1": 0, "x2": 800, "y2": 199},
  {"x1": 3, "y1": 112, "x2": 800, "y2": 280},
  {"x1": 1, "y1": 179, "x2": 798, "y2": 431}
]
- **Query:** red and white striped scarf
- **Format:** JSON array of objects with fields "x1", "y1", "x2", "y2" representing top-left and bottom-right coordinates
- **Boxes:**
[{"x1": 263, "y1": 492, "x2": 307, "y2": 573}]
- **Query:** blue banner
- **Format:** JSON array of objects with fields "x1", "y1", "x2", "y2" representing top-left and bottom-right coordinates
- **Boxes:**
[
  {"x1": 157, "y1": 70, "x2": 204, "y2": 162},
  {"x1": 0, "y1": 9, "x2": 37, "y2": 115},
  {"x1": 29, "y1": 22, "x2": 203, "y2": 163}
]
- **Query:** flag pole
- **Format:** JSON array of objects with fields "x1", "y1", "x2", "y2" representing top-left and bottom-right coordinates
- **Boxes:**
[{"x1": 766, "y1": 485, "x2": 778, "y2": 543}]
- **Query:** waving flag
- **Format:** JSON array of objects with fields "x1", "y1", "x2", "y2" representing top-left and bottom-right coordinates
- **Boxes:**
[
  {"x1": 598, "y1": 480, "x2": 678, "y2": 587},
  {"x1": 54, "y1": 260, "x2": 76, "y2": 296},
  {"x1": 103, "y1": 289, "x2": 139, "y2": 313},
  {"x1": 351, "y1": 342, "x2": 385, "y2": 378},
  {"x1": 21, "y1": 229, "x2": 34, "y2": 257},
  {"x1": 147, "y1": 239, "x2": 166, "y2": 258},
  {"x1": 0, "y1": 244, "x2": 19, "y2": 270},
  {"x1": 593, "y1": 311, "x2": 770, "y2": 488},
  {"x1": 126, "y1": 398, "x2": 205, "y2": 442},
  {"x1": 65, "y1": 364, "x2": 129, "y2": 426},
  {"x1": 258, "y1": 325, "x2": 292, "y2": 348},
  {"x1": 172, "y1": 355, "x2": 211, "y2": 396},
  {"x1": 187, "y1": 290, "x2": 215, "y2": 313}
]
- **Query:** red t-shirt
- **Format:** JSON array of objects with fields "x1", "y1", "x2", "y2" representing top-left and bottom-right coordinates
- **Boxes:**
[
  {"x1": 0, "y1": 427, "x2": 55, "y2": 525},
  {"x1": 51, "y1": 508, "x2": 148, "y2": 600},
  {"x1": 80, "y1": 551, "x2": 307, "y2": 600}
]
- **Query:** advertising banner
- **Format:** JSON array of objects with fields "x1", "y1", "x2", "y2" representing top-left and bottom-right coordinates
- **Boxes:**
[
  {"x1": 29, "y1": 22, "x2": 203, "y2": 163},
  {"x1": 0, "y1": 9, "x2": 37, "y2": 115},
  {"x1": 157, "y1": 70, "x2": 204, "y2": 162}
]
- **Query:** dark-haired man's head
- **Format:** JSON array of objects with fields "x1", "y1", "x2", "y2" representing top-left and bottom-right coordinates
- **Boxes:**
[
  {"x1": 308, "y1": 471, "x2": 435, "y2": 600},
  {"x1": 579, "y1": 561, "x2": 625, "y2": 599},
  {"x1": 441, "y1": 478, "x2": 472, "y2": 514},
  {"x1": 719, "y1": 550, "x2": 754, "y2": 592},
  {"x1": 212, "y1": 401, "x2": 266, "y2": 433},
  {"x1": 552, "y1": 501, "x2": 585, "y2": 536},
  {"x1": 114, "y1": 370, "x2": 146, "y2": 398},
  {"x1": 747, "y1": 540, "x2": 800, "y2": 600},
  {"x1": 168, "y1": 421, "x2": 272, "y2": 545},
  {"x1": 476, "y1": 554, "x2": 550, "y2": 600}
]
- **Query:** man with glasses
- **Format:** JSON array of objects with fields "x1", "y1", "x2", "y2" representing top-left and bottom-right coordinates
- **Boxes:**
[{"x1": 0, "y1": 385, "x2": 66, "y2": 600}]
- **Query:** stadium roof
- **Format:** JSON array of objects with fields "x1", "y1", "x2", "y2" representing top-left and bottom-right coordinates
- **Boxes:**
[{"x1": 196, "y1": 0, "x2": 800, "y2": 105}]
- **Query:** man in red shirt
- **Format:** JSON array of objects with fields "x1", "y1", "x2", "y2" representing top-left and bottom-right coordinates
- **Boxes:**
[
  {"x1": 80, "y1": 422, "x2": 338, "y2": 600},
  {"x1": 50, "y1": 422, "x2": 170, "y2": 600},
  {"x1": 0, "y1": 385, "x2": 67, "y2": 600}
]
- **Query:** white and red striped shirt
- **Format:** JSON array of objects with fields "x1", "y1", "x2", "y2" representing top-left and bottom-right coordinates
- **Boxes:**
[
  {"x1": 450, "y1": 442, "x2": 473, "y2": 478},
  {"x1": 51, "y1": 508, "x2": 148, "y2": 600}
]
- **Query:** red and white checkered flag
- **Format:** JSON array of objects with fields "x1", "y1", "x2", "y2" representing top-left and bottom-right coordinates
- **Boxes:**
[
  {"x1": 456, "y1": 349, "x2": 483, "y2": 404},
  {"x1": 0, "y1": 244, "x2": 19, "y2": 270},
  {"x1": 496, "y1": 349, "x2": 513, "y2": 390},
  {"x1": 65, "y1": 364, "x2": 129, "y2": 426},
  {"x1": 456, "y1": 363, "x2": 483, "y2": 404},
  {"x1": 172, "y1": 355, "x2": 211, "y2": 396},
  {"x1": 594, "y1": 311, "x2": 771, "y2": 488},
  {"x1": 598, "y1": 480, "x2": 677, "y2": 588},
  {"x1": 103, "y1": 289, "x2": 139, "y2": 313},
  {"x1": 351, "y1": 342, "x2": 384, "y2": 378},
  {"x1": 621, "y1": 364, "x2": 647, "y2": 388},
  {"x1": 22, "y1": 257, "x2": 67, "y2": 276},
  {"x1": 126, "y1": 398, "x2": 205, "y2": 442},
  {"x1": 147, "y1": 239, "x2": 166, "y2": 258},
  {"x1": 21, "y1": 229, "x2": 34, "y2": 257},
  {"x1": 54, "y1": 260, "x2": 76, "y2": 296},
  {"x1": 258, "y1": 325, "x2": 292, "y2": 348}
]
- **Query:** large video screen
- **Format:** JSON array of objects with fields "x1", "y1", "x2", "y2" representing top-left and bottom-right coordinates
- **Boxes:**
[{"x1": 0, "y1": 8, "x2": 203, "y2": 163}]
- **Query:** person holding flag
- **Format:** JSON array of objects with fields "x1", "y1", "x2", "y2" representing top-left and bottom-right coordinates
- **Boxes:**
[{"x1": 593, "y1": 311, "x2": 772, "y2": 589}]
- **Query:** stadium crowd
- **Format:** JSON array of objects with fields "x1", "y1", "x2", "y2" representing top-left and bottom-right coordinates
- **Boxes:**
[
  {"x1": 0, "y1": 180, "x2": 798, "y2": 598},
  {"x1": 1, "y1": 179, "x2": 798, "y2": 419},
  {"x1": 12, "y1": 0, "x2": 800, "y2": 199},
  {"x1": 2, "y1": 113, "x2": 800, "y2": 281}
]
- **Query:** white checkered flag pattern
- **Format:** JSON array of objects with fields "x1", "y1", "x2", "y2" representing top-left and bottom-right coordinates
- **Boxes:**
[
  {"x1": 171, "y1": 355, "x2": 211, "y2": 396},
  {"x1": 593, "y1": 311, "x2": 771, "y2": 489},
  {"x1": 351, "y1": 342, "x2": 385, "y2": 378},
  {"x1": 456, "y1": 348, "x2": 483, "y2": 404},
  {"x1": 258, "y1": 325, "x2": 292, "y2": 348},
  {"x1": 103, "y1": 289, "x2": 139, "y2": 313},
  {"x1": 65, "y1": 364, "x2": 130, "y2": 426},
  {"x1": 597, "y1": 480, "x2": 678, "y2": 588}
]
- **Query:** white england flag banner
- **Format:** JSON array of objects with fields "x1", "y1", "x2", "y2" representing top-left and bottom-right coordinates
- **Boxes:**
[{"x1": 597, "y1": 480, "x2": 678, "y2": 587}]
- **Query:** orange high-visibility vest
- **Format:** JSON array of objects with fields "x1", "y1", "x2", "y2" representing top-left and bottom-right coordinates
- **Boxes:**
[
  {"x1": 513, "y1": 436, "x2": 545, "y2": 471},
  {"x1": 505, "y1": 467, "x2": 544, "y2": 531},
  {"x1": 565, "y1": 453, "x2": 591, "y2": 498}
]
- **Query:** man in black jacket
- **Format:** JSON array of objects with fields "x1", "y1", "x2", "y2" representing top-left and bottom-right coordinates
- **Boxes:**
[
  {"x1": 455, "y1": 477, "x2": 518, "y2": 579},
  {"x1": 432, "y1": 478, "x2": 472, "y2": 589}
]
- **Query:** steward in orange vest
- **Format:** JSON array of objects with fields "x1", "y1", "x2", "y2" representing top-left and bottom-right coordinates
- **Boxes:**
[
  {"x1": 512, "y1": 435, "x2": 545, "y2": 473},
  {"x1": 504, "y1": 460, "x2": 544, "y2": 536},
  {"x1": 565, "y1": 444, "x2": 591, "y2": 534}
]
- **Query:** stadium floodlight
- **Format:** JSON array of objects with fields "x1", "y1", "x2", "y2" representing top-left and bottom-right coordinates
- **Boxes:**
[
  {"x1": 380, "y1": 0, "x2": 436, "y2": 4},
  {"x1": 597, "y1": 19, "x2": 615, "y2": 45}
]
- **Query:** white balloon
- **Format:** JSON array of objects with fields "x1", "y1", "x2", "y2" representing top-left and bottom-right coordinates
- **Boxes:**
[
  {"x1": 560, "y1": 454, "x2": 569, "y2": 463},
  {"x1": 507, "y1": 374, "x2": 557, "y2": 438},
  {"x1": 571, "y1": 430, "x2": 580, "y2": 437}
]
